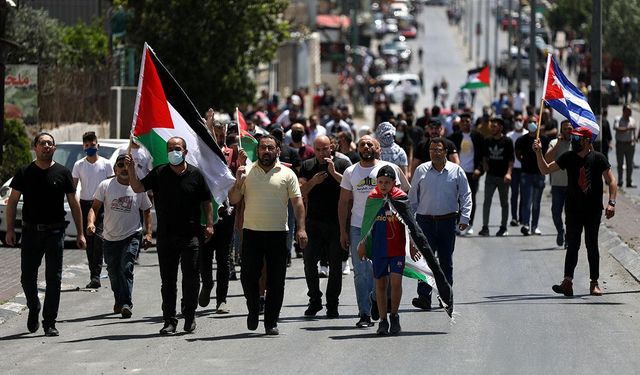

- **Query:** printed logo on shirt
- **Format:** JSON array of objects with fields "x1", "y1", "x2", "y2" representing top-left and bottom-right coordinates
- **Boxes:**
[
  {"x1": 488, "y1": 144, "x2": 505, "y2": 160},
  {"x1": 111, "y1": 196, "x2": 133, "y2": 213},
  {"x1": 355, "y1": 176, "x2": 376, "y2": 193}
]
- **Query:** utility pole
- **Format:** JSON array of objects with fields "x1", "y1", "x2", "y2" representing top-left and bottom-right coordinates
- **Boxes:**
[
  {"x1": 476, "y1": 0, "x2": 481, "y2": 65},
  {"x1": 591, "y1": 0, "x2": 602, "y2": 149},
  {"x1": 485, "y1": 0, "x2": 490, "y2": 65},
  {"x1": 468, "y1": 0, "x2": 473, "y2": 61},
  {"x1": 528, "y1": 0, "x2": 537, "y2": 106},
  {"x1": 516, "y1": 0, "x2": 522, "y2": 92},
  {"x1": 494, "y1": 3, "x2": 500, "y2": 98},
  {"x1": 507, "y1": 0, "x2": 513, "y2": 49}
]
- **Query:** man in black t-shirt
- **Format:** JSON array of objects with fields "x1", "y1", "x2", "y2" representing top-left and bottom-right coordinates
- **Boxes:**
[
  {"x1": 128, "y1": 136, "x2": 213, "y2": 335},
  {"x1": 299, "y1": 136, "x2": 351, "y2": 318},
  {"x1": 515, "y1": 123, "x2": 549, "y2": 236},
  {"x1": 6, "y1": 132, "x2": 86, "y2": 337},
  {"x1": 534, "y1": 126, "x2": 617, "y2": 297},
  {"x1": 479, "y1": 118, "x2": 514, "y2": 237},
  {"x1": 410, "y1": 120, "x2": 460, "y2": 176}
]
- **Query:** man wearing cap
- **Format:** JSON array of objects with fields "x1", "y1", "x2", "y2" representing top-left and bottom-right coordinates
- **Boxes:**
[
  {"x1": 409, "y1": 137, "x2": 471, "y2": 310},
  {"x1": 410, "y1": 120, "x2": 460, "y2": 177},
  {"x1": 87, "y1": 155, "x2": 153, "y2": 318},
  {"x1": 533, "y1": 126, "x2": 617, "y2": 297},
  {"x1": 478, "y1": 117, "x2": 514, "y2": 237}
]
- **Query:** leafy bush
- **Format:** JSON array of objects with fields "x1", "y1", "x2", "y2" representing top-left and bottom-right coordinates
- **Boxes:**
[{"x1": 0, "y1": 118, "x2": 32, "y2": 184}]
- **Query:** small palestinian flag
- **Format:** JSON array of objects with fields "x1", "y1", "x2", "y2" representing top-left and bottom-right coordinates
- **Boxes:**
[
  {"x1": 461, "y1": 65, "x2": 490, "y2": 89},
  {"x1": 236, "y1": 108, "x2": 258, "y2": 162},
  {"x1": 131, "y1": 43, "x2": 235, "y2": 213}
]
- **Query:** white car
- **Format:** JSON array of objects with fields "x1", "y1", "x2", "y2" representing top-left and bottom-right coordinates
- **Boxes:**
[
  {"x1": 0, "y1": 139, "x2": 154, "y2": 246},
  {"x1": 378, "y1": 73, "x2": 421, "y2": 103}
]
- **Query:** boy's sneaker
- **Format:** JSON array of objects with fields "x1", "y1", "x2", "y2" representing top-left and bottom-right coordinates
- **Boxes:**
[
  {"x1": 520, "y1": 225, "x2": 530, "y2": 236},
  {"x1": 552, "y1": 279, "x2": 574, "y2": 297},
  {"x1": 478, "y1": 226, "x2": 490, "y2": 236},
  {"x1": 370, "y1": 294, "x2": 380, "y2": 321},
  {"x1": 216, "y1": 302, "x2": 230, "y2": 314},
  {"x1": 389, "y1": 313, "x2": 401, "y2": 335},
  {"x1": 590, "y1": 281, "x2": 603, "y2": 296},
  {"x1": 355, "y1": 314, "x2": 374, "y2": 328},
  {"x1": 495, "y1": 226, "x2": 508, "y2": 237},
  {"x1": 376, "y1": 319, "x2": 389, "y2": 335}
]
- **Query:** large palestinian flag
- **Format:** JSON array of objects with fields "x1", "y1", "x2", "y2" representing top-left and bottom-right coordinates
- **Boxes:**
[
  {"x1": 360, "y1": 186, "x2": 454, "y2": 318},
  {"x1": 461, "y1": 65, "x2": 490, "y2": 89},
  {"x1": 131, "y1": 43, "x2": 235, "y2": 209}
]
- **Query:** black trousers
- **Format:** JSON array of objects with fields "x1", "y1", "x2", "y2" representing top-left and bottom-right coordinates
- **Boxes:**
[
  {"x1": 241, "y1": 229, "x2": 287, "y2": 329},
  {"x1": 465, "y1": 172, "x2": 479, "y2": 226},
  {"x1": 156, "y1": 233, "x2": 200, "y2": 322},
  {"x1": 21, "y1": 226, "x2": 65, "y2": 328},
  {"x1": 200, "y1": 210, "x2": 235, "y2": 304},
  {"x1": 564, "y1": 211, "x2": 602, "y2": 281},
  {"x1": 80, "y1": 199, "x2": 103, "y2": 281},
  {"x1": 303, "y1": 219, "x2": 343, "y2": 308}
]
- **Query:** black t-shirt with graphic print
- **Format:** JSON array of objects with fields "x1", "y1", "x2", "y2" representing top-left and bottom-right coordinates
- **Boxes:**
[
  {"x1": 556, "y1": 150, "x2": 610, "y2": 213},
  {"x1": 483, "y1": 136, "x2": 514, "y2": 177}
]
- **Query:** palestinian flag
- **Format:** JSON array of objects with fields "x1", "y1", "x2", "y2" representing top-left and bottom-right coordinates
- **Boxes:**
[
  {"x1": 461, "y1": 65, "x2": 490, "y2": 89},
  {"x1": 131, "y1": 43, "x2": 235, "y2": 213},
  {"x1": 360, "y1": 186, "x2": 454, "y2": 318},
  {"x1": 236, "y1": 108, "x2": 258, "y2": 162}
]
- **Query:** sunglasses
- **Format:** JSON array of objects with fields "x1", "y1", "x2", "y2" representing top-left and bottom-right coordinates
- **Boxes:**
[{"x1": 571, "y1": 135, "x2": 586, "y2": 142}]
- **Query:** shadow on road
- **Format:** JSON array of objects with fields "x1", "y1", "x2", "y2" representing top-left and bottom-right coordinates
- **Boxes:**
[
  {"x1": 185, "y1": 332, "x2": 262, "y2": 342},
  {"x1": 458, "y1": 291, "x2": 640, "y2": 305},
  {"x1": 329, "y1": 331, "x2": 447, "y2": 340},
  {"x1": 61, "y1": 332, "x2": 164, "y2": 343}
]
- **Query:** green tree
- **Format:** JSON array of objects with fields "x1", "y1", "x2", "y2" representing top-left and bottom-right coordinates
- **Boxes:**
[
  {"x1": 6, "y1": 6, "x2": 65, "y2": 64},
  {"x1": 60, "y1": 20, "x2": 110, "y2": 68},
  {"x1": 0, "y1": 119, "x2": 32, "y2": 183},
  {"x1": 604, "y1": 0, "x2": 640, "y2": 74},
  {"x1": 129, "y1": 0, "x2": 289, "y2": 113}
]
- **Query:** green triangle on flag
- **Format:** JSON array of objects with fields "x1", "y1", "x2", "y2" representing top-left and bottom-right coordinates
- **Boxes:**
[{"x1": 461, "y1": 65, "x2": 490, "y2": 89}]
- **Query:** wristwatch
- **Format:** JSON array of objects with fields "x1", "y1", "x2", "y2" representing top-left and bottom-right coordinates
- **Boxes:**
[{"x1": 608, "y1": 200, "x2": 616, "y2": 207}]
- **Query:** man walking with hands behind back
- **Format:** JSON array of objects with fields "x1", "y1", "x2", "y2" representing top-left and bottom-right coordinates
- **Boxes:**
[
  {"x1": 533, "y1": 127, "x2": 616, "y2": 296},
  {"x1": 6, "y1": 132, "x2": 86, "y2": 336}
]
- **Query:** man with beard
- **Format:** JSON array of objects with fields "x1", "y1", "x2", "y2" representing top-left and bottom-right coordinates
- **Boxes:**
[
  {"x1": 299, "y1": 136, "x2": 351, "y2": 317},
  {"x1": 533, "y1": 127, "x2": 616, "y2": 297},
  {"x1": 128, "y1": 137, "x2": 214, "y2": 335},
  {"x1": 88, "y1": 155, "x2": 153, "y2": 318},
  {"x1": 338, "y1": 135, "x2": 409, "y2": 328},
  {"x1": 6, "y1": 132, "x2": 86, "y2": 336},
  {"x1": 229, "y1": 135, "x2": 308, "y2": 335},
  {"x1": 410, "y1": 120, "x2": 460, "y2": 177}
]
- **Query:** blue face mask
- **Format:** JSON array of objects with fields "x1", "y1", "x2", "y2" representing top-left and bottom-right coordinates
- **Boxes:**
[
  {"x1": 167, "y1": 150, "x2": 184, "y2": 165},
  {"x1": 527, "y1": 122, "x2": 537, "y2": 133},
  {"x1": 85, "y1": 147, "x2": 98, "y2": 156}
]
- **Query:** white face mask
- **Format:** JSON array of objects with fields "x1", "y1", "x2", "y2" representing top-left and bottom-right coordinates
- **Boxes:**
[{"x1": 514, "y1": 121, "x2": 523, "y2": 130}]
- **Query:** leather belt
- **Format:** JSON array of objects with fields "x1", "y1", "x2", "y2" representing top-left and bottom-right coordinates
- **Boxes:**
[
  {"x1": 23, "y1": 222, "x2": 67, "y2": 231},
  {"x1": 419, "y1": 212, "x2": 458, "y2": 221}
]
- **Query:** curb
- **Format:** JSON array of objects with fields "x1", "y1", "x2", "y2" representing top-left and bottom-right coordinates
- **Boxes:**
[{"x1": 603, "y1": 224, "x2": 640, "y2": 282}]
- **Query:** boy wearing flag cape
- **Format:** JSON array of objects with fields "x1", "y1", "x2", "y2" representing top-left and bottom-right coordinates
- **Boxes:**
[{"x1": 359, "y1": 166, "x2": 454, "y2": 325}]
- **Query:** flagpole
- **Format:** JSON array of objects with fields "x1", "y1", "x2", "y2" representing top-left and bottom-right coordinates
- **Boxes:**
[
  {"x1": 536, "y1": 53, "x2": 553, "y2": 140},
  {"x1": 236, "y1": 107, "x2": 244, "y2": 151}
]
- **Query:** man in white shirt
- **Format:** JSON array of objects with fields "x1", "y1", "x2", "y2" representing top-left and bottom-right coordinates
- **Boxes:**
[
  {"x1": 72, "y1": 132, "x2": 113, "y2": 289},
  {"x1": 338, "y1": 135, "x2": 409, "y2": 328},
  {"x1": 87, "y1": 155, "x2": 153, "y2": 319}
]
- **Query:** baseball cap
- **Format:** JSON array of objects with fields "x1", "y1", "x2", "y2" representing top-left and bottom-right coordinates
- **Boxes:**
[
  {"x1": 569, "y1": 126, "x2": 593, "y2": 141},
  {"x1": 115, "y1": 154, "x2": 127, "y2": 163},
  {"x1": 376, "y1": 165, "x2": 396, "y2": 180}
]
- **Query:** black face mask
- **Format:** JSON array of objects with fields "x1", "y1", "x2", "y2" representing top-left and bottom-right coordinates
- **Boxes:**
[
  {"x1": 291, "y1": 131, "x2": 304, "y2": 143},
  {"x1": 571, "y1": 139, "x2": 584, "y2": 152}
]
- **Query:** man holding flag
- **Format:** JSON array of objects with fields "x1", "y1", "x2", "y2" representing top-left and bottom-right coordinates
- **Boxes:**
[{"x1": 532, "y1": 54, "x2": 617, "y2": 296}]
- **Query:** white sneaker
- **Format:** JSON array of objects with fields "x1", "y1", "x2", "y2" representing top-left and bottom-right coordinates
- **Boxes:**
[
  {"x1": 319, "y1": 266, "x2": 329, "y2": 278},
  {"x1": 342, "y1": 261, "x2": 350, "y2": 275},
  {"x1": 216, "y1": 302, "x2": 230, "y2": 314},
  {"x1": 465, "y1": 227, "x2": 474, "y2": 236},
  {"x1": 533, "y1": 227, "x2": 542, "y2": 235}
]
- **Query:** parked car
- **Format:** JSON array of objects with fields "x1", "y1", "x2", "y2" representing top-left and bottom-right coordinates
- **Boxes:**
[
  {"x1": 0, "y1": 139, "x2": 158, "y2": 246},
  {"x1": 377, "y1": 73, "x2": 421, "y2": 103}
]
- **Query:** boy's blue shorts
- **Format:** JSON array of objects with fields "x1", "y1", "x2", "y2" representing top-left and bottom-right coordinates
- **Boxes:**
[{"x1": 372, "y1": 255, "x2": 405, "y2": 279}]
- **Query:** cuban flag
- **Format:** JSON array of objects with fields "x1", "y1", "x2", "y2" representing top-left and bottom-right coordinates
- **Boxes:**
[{"x1": 542, "y1": 54, "x2": 599, "y2": 139}]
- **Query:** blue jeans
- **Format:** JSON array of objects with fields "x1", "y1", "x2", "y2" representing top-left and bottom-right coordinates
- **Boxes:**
[
  {"x1": 103, "y1": 233, "x2": 140, "y2": 308},
  {"x1": 349, "y1": 226, "x2": 374, "y2": 316},
  {"x1": 416, "y1": 216, "x2": 457, "y2": 299},
  {"x1": 510, "y1": 168, "x2": 524, "y2": 223},
  {"x1": 520, "y1": 173, "x2": 545, "y2": 228},
  {"x1": 551, "y1": 186, "x2": 568, "y2": 235},
  {"x1": 20, "y1": 225, "x2": 65, "y2": 328}
]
